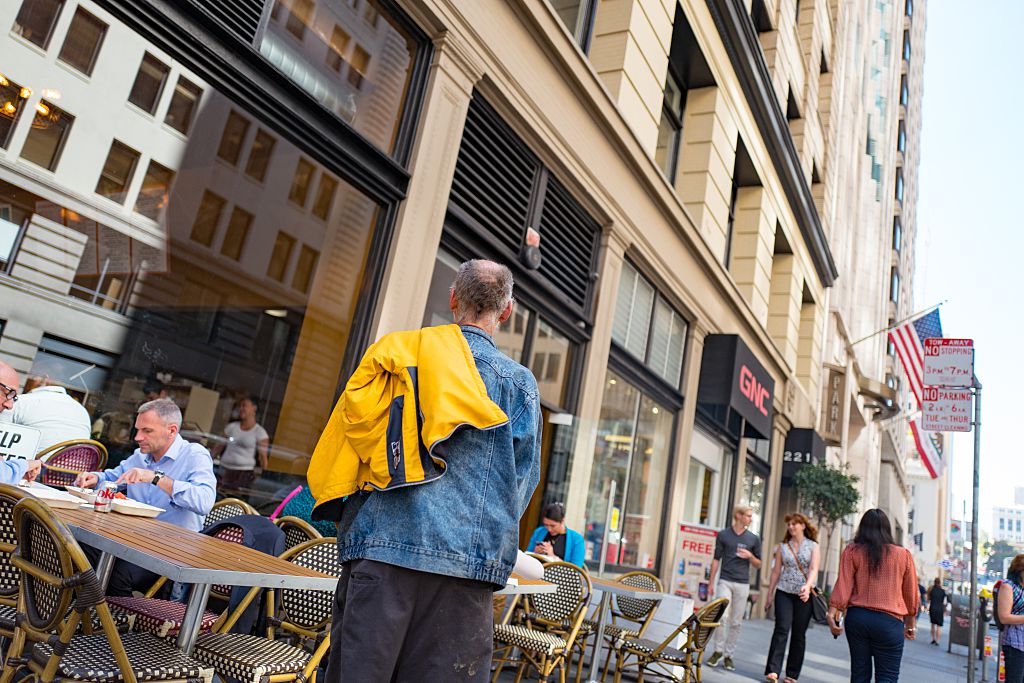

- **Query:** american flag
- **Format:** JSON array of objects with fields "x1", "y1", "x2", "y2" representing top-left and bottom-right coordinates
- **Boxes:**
[
  {"x1": 910, "y1": 419, "x2": 943, "y2": 479},
  {"x1": 888, "y1": 308, "x2": 943, "y2": 409}
]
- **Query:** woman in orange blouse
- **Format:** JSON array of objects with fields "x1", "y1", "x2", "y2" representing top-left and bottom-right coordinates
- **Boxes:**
[{"x1": 827, "y1": 509, "x2": 920, "y2": 682}]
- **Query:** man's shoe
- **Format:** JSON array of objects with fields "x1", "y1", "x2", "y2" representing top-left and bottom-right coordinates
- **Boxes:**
[
  {"x1": 706, "y1": 652, "x2": 723, "y2": 667},
  {"x1": 723, "y1": 657, "x2": 736, "y2": 671}
]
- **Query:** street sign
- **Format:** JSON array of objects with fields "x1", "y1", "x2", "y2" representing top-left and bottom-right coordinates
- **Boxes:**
[
  {"x1": 922, "y1": 386, "x2": 974, "y2": 432},
  {"x1": 923, "y1": 338, "x2": 974, "y2": 387},
  {"x1": 0, "y1": 424, "x2": 40, "y2": 460},
  {"x1": 939, "y1": 559, "x2": 953, "y2": 570}
]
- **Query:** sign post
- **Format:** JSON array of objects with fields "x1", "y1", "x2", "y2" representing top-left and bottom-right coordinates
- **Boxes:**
[{"x1": 923, "y1": 337, "x2": 980, "y2": 683}]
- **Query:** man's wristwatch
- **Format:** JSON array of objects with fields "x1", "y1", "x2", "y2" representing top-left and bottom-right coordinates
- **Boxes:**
[{"x1": 151, "y1": 470, "x2": 165, "y2": 486}]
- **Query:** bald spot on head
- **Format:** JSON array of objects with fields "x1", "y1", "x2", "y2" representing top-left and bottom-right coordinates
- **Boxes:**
[{"x1": 0, "y1": 362, "x2": 18, "y2": 389}]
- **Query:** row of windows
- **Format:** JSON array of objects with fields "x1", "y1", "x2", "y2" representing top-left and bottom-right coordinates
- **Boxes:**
[
  {"x1": 999, "y1": 518, "x2": 1023, "y2": 533},
  {"x1": 271, "y1": 0, "x2": 373, "y2": 90}
]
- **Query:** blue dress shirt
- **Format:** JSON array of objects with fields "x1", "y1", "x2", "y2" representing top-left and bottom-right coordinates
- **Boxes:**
[{"x1": 95, "y1": 435, "x2": 216, "y2": 532}]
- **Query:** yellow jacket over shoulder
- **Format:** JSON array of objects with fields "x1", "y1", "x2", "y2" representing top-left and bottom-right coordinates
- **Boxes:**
[{"x1": 308, "y1": 324, "x2": 508, "y2": 517}]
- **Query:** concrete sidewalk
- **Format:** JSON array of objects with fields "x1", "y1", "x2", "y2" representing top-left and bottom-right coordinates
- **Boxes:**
[{"x1": 701, "y1": 617, "x2": 992, "y2": 682}]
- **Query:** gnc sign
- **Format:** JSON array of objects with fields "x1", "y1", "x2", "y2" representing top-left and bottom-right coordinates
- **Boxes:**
[{"x1": 697, "y1": 335, "x2": 775, "y2": 438}]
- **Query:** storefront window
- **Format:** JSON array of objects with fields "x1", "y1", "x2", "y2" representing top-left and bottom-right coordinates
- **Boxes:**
[
  {"x1": 584, "y1": 371, "x2": 674, "y2": 570},
  {"x1": 612, "y1": 261, "x2": 687, "y2": 387},
  {"x1": 258, "y1": 0, "x2": 421, "y2": 154},
  {"x1": 0, "y1": 5, "x2": 383, "y2": 510},
  {"x1": 684, "y1": 428, "x2": 727, "y2": 528},
  {"x1": 741, "y1": 459, "x2": 767, "y2": 535}
]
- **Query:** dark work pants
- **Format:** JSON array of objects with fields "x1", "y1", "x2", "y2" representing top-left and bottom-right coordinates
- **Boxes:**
[
  {"x1": 82, "y1": 544, "x2": 161, "y2": 598},
  {"x1": 765, "y1": 589, "x2": 813, "y2": 679},
  {"x1": 324, "y1": 558, "x2": 494, "y2": 683},
  {"x1": 1005, "y1": 644, "x2": 1024, "y2": 683},
  {"x1": 845, "y1": 606, "x2": 905, "y2": 683}
]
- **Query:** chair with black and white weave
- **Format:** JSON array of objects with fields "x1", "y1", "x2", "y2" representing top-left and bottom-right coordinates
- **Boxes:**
[
  {"x1": 492, "y1": 560, "x2": 592, "y2": 683},
  {"x1": 579, "y1": 571, "x2": 663, "y2": 683},
  {"x1": 202, "y1": 497, "x2": 256, "y2": 530},
  {"x1": 273, "y1": 516, "x2": 322, "y2": 551},
  {"x1": 189, "y1": 536, "x2": 341, "y2": 683},
  {"x1": 0, "y1": 496, "x2": 212, "y2": 683},
  {"x1": 610, "y1": 596, "x2": 728, "y2": 683}
]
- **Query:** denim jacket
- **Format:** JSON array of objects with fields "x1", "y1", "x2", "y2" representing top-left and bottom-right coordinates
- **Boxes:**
[{"x1": 336, "y1": 325, "x2": 541, "y2": 588}]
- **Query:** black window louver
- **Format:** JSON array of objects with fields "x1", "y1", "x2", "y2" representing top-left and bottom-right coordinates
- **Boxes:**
[
  {"x1": 183, "y1": 0, "x2": 266, "y2": 44},
  {"x1": 450, "y1": 95, "x2": 599, "y2": 314}
]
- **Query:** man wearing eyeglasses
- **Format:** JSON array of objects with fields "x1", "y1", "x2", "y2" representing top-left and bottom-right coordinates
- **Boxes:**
[{"x1": 0, "y1": 361, "x2": 43, "y2": 484}]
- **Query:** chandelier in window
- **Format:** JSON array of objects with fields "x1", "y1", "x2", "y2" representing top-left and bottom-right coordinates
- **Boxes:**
[{"x1": 0, "y1": 73, "x2": 63, "y2": 128}]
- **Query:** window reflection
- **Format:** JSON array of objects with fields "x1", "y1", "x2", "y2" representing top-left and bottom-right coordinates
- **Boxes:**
[{"x1": 259, "y1": 0, "x2": 420, "y2": 153}]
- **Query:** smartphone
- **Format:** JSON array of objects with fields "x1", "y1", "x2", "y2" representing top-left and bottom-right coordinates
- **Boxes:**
[{"x1": 832, "y1": 613, "x2": 844, "y2": 639}]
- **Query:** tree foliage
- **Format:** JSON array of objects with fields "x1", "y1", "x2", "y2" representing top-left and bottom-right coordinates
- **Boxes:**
[
  {"x1": 984, "y1": 539, "x2": 1018, "y2": 575},
  {"x1": 794, "y1": 461, "x2": 861, "y2": 530}
]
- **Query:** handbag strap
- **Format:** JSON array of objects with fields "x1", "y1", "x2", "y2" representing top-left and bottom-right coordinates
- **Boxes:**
[{"x1": 786, "y1": 540, "x2": 810, "y2": 580}]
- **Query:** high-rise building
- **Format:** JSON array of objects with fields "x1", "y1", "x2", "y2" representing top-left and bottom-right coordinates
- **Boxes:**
[{"x1": 0, "y1": 0, "x2": 926, "y2": 601}]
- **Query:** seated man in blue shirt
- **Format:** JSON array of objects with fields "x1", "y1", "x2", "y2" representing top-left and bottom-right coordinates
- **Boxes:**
[{"x1": 75, "y1": 397, "x2": 216, "y2": 596}]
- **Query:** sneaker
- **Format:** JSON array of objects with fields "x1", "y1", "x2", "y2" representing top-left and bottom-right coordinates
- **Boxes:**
[
  {"x1": 707, "y1": 652, "x2": 723, "y2": 667},
  {"x1": 724, "y1": 657, "x2": 736, "y2": 671}
]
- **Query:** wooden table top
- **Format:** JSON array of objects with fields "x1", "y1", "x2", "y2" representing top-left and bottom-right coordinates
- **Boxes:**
[
  {"x1": 500, "y1": 575, "x2": 556, "y2": 595},
  {"x1": 54, "y1": 506, "x2": 337, "y2": 590}
]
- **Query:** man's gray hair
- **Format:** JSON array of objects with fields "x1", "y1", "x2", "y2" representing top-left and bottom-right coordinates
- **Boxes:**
[
  {"x1": 451, "y1": 259, "x2": 514, "y2": 324},
  {"x1": 138, "y1": 397, "x2": 182, "y2": 427}
]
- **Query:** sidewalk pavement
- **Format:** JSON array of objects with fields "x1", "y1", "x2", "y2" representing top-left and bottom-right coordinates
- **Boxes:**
[{"x1": 702, "y1": 617, "x2": 994, "y2": 682}]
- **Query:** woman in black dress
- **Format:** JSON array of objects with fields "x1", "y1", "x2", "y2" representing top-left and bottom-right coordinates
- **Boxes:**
[{"x1": 927, "y1": 578, "x2": 948, "y2": 645}]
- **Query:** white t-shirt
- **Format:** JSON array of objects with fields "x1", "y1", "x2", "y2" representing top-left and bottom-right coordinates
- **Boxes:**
[
  {"x1": 0, "y1": 386, "x2": 90, "y2": 453},
  {"x1": 220, "y1": 421, "x2": 269, "y2": 470}
]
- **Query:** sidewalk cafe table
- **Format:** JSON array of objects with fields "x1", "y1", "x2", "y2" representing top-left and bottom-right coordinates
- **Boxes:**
[
  {"x1": 584, "y1": 574, "x2": 662, "y2": 683},
  {"x1": 51, "y1": 505, "x2": 554, "y2": 655}
]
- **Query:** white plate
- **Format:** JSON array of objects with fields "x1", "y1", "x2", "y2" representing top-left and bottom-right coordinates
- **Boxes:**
[
  {"x1": 65, "y1": 486, "x2": 97, "y2": 502},
  {"x1": 19, "y1": 483, "x2": 83, "y2": 510},
  {"x1": 111, "y1": 498, "x2": 164, "y2": 518}
]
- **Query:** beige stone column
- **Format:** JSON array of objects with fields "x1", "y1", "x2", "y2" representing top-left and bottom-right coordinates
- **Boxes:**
[
  {"x1": 797, "y1": 298, "x2": 825, "y2": 402},
  {"x1": 677, "y1": 86, "x2": 738, "y2": 262},
  {"x1": 767, "y1": 254, "x2": 802, "y2": 370},
  {"x1": 728, "y1": 187, "x2": 777, "y2": 326},
  {"x1": 563, "y1": 229, "x2": 627, "y2": 533},
  {"x1": 657, "y1": 321, "x2": 708, "y2": 587},
  {"x1": 370, "y1": 32, "x2": 483, "y2": 338},
  {"x1": 589, "y1": 0, "x2": 674, "y2": 153}
]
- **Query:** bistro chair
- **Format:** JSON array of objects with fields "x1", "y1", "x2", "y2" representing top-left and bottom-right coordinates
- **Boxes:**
[
  {"x1": 37, "y1": 440, "x2": 108, "y2": 487},
  {"x1": 610, "y1": 597, "x2": 729, "y2": 683},
  {"x1": 189, "y1": 537, "x2": 341, "y2": 683},
  {"x1": 0, "y1": 496, "x2": 212, "y2": 683},
  {"x1": 0, "y1": 483, "x2": 34, "y2": 636},
  {"x1": 580, "y1": 571, "x2": 663, "y2": 683},
  {"x1": 202, "y1": 497, "x2": 256, "y2": 530},
  {"x1": 274, "y1": 516, "x2": 322, "y2": 551},
  {"x1": 492, "y1": 560, "x2": 592, "y2": 683}
]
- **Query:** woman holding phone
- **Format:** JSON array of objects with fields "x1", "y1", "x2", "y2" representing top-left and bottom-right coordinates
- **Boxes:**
[
  {"x1": 828, "y1": 509, "x2": 920, "y2": 682},
  {"x1": 526, "y1": 502, "x2": 585, "y2": 567}
]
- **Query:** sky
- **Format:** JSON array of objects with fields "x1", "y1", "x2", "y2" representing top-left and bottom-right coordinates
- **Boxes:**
[{"x1": 915, "y1": 1, "x2": 1024, "y2": 536}]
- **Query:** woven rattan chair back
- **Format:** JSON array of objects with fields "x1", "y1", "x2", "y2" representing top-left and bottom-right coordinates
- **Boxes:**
[
  {"x1": 688, "y1": 597, "x2": 729, "y2": 652},
  {"x1": 209, "y1": 524, "x2": 246, "y2": 598},
  {"x1": 12, "y1": 498, "x2": 96, "y2": 633},
  {"x1": 274, "y1": 516, "x2": 322, "y2": 551},
  {"x1": 38, "y1": 440, "x2": 108, "y2": 487},
  {"x1": 0, "y1": 484, "x2": 33, "y2": 602},
  {"x1": 203, "y1": 497, "x2": 256, "y2": 529},
  {"x1": 277, "y1": 537, "x2": 341, "y2": 631},
  {"x1": 611, "y1": 571, "x2": 662, "y2": 622},
  {"x1": 530, "y1": 561, "x2": 591, "y2": 625}
]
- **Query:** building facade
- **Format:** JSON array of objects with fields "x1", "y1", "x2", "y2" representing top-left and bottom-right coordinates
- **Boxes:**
[
  {"x1": 993, "y1": 506, "x2": 1024, "y2": 547},
  {"x1": 0, "y1": 0, "x2": 925, "y2": 600}
]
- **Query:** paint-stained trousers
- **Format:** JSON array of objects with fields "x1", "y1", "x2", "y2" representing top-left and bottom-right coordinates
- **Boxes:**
[{"x1": 324, "y1": 558, "x2": 494, "y2": 682}]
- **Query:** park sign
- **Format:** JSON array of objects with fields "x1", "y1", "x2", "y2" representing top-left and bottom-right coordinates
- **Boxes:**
[
  {"x1": 923, "y1": 338, "x2": 974, "y2": 387},
  {"x1": 922, "y1": 386, "x2": 973, "y2": 432}
]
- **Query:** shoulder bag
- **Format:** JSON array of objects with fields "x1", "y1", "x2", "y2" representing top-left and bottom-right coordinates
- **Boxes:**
[{"x1": 788, "y1": 540, "x2": 829, "y2": 624}]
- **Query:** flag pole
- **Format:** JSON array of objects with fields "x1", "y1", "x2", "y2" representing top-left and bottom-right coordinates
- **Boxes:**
[{"x1": 850, "y1": 300, "x2": 948, "y2": 346}]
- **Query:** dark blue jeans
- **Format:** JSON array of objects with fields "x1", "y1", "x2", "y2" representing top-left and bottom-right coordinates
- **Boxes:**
[
  {"x1": 845, "y1": 607, "x2": 905, "y2": 682},
  {"x1": 1005, "y1": 644, "x2": 1024, "y2": 683}
]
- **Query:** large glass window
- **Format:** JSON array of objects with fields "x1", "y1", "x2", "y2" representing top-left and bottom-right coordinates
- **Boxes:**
[
  {"x1": 584, "y1": 371, "x2": 674, "y2": 570},
  {"x1": 20, "y1": 101, "x2": 73, "y2": 170},
  {"x1": 258, "y1": 0, "x2": 422, "y2": 154},
  {"x1": 128, "y1": 53, "x2": 170, "y2": 115},
  {"x1": 612, "y1": 261, "x2": 687, "y2": 387},
  {"x1": 164, "y1": 77, "x2": 202, "y2": 135},
  {"x1": 0, "y1": 75, "x2": 28, "y2": 149},
  {"x1": 683, "y1": 428, "x2": 727, "y2": 527},
  {"x1": 96, "y1": 140, "x2": 141, "y2": 204},
  {"x1": 57, "y1": 7, "x2": 107, "y2": 76},
  {"x1": 548, "y1": 0, "x2": 598, "y2": 52},
  {"x1": 740, "y1": 459, "x2": 767, "y2": 536},
  {"x1": 12, "y1": 0, "x2": 64, "y2": 49},
  {"x1": 655, "y1": 71, "x2": 685, "y2": 182}
]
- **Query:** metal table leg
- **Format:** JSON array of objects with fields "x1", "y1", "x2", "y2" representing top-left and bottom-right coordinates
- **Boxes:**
[
  {"x1": 175, "y1": 583, "x2": 211, "y2": 655},
  {"x1": 95, "y1": 552, "x2": 115, "y2": 590},
  {"x1": 585, "y1": 591, "x2": 611, "y2": 682}
]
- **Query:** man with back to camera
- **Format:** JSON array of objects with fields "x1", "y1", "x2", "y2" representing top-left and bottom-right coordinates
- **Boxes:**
[
  {"x1": 0, "y1": 361, "x2": 42, "y2": 484},
  {"x1": 75, "y1": 397, "x2": 216, "y2": 596},
  {"x1": 0, "y1": 359, "x2": 91, "y2": 452},
  {"x1": 309, "y1": 259, "x2": 541, "y2": 682},
  {"x1": 706, "y1": 505, "x2": 763, "y2": 671}
]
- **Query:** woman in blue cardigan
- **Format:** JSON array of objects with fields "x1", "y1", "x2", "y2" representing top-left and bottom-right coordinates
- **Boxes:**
[{"x1": 527, "y1": 502, "x2": 586, "y2": 568}]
